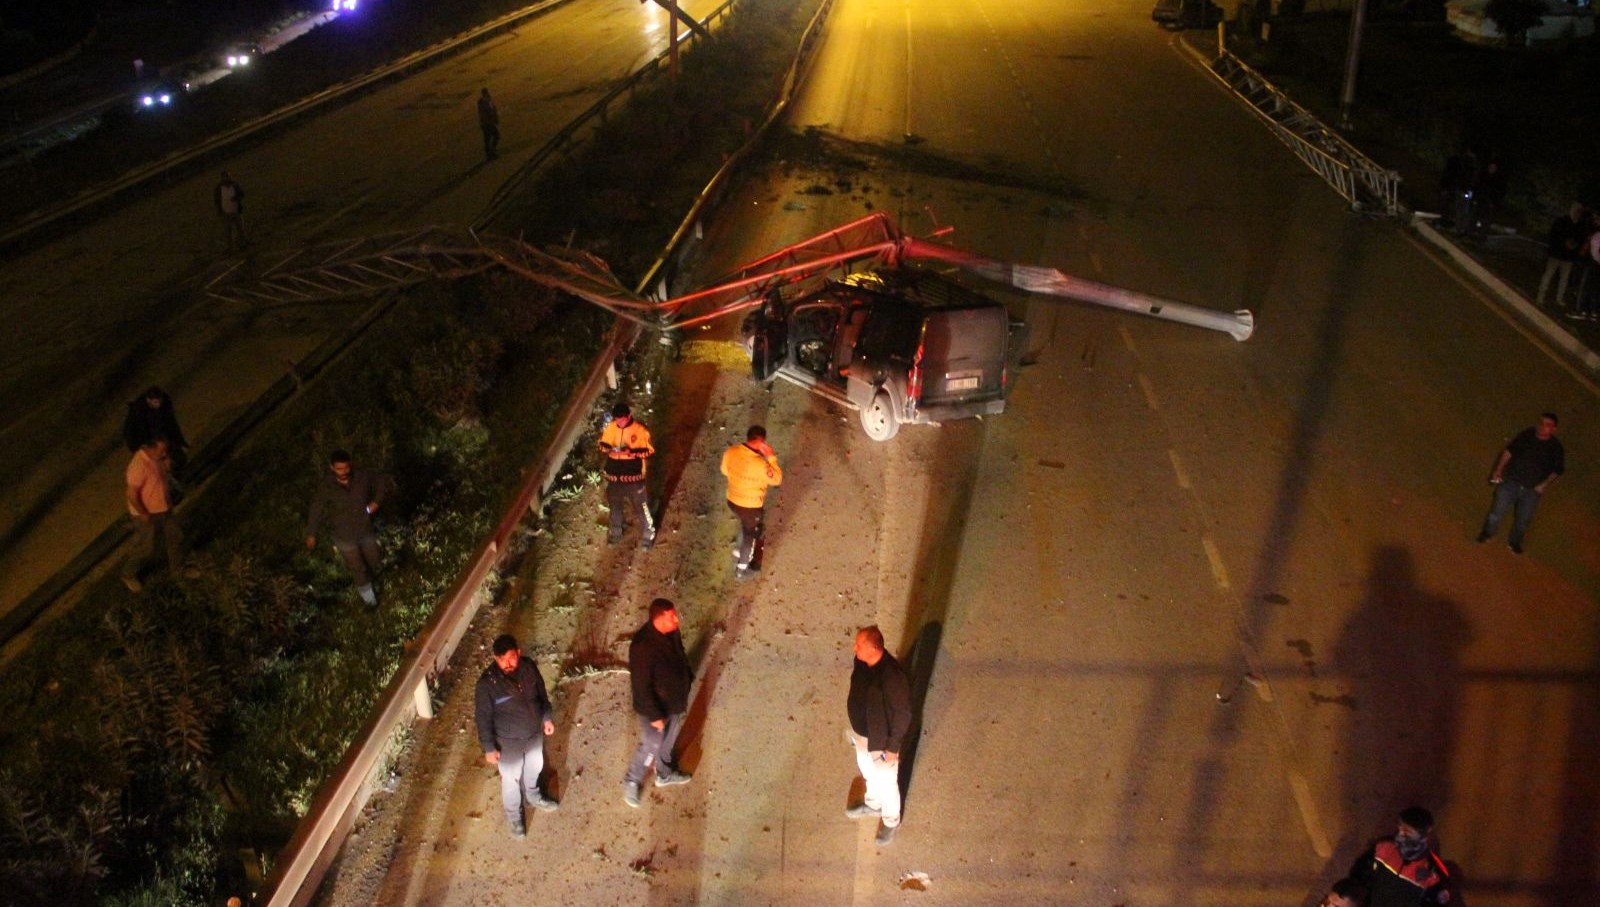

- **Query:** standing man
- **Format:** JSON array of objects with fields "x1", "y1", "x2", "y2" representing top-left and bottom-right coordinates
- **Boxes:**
[
  {"x1": 720, "y1": 424, "x2": 782, "y2": 579},
  {"x1": 306, "y1": 449, "x2": 387, "y2": 606},
  {"x1": 1476, "y1": 412, "x2": 1564, "y2": 554},
  {"x1": 598, "y1": 402, "x2": 656, "y2": 549},
  {"x1": 122, "y1": 385, "x2": 190, "y2": 476},
  {"x1": 475, "y1": 633, "x2": 559, "y2": 837},
  {"x1": 1535, "y1": 202, "x2": 1585, "y2": 308},
  {"x1": 214, "y1": 170, "x2": 246, "y2": 252},
  {"x1": 477, "y1": 87, "x2": 500, "y2": 161},
  {"x1": 623, "y1": 598, "x2": 693, "y2": 807},
  {"x1": 123, "y1": 437, "x2": 188, "y2": 592},
  {"x1": 1337, "y1": 806, "x2": 1456, "y2": 907},
  {"x1": 845, "y1": 625, "x2": 911, "y2": 846}
]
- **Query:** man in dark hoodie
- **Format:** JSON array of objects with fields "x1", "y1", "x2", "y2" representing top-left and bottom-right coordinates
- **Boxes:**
[
  {"x1": 122, "y1": 386, "x2": 189, "y2": 475},
  {"x1": 623, "y1": 597, "x2": 694, "y2": 807},
  {"x1": 474, "y1": 634, "x2": 558, "y2": 837},
  {"x1": 1338, "y1": 806, "x2": 1456, "y2": 907},
  {"x1": 845, "y1": 624, "x2": 912, "y2": 846},
  {"x1": 305, "y1": 449, "x2": 386, "y2": 606}
]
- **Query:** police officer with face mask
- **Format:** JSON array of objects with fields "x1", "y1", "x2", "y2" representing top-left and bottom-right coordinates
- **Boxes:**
[{"x1": 1338, "y1": 806, "x2": 1457, "y2": 907}]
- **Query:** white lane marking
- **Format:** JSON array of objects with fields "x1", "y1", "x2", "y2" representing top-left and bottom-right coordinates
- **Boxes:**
[
  {"x1": 1119, "y1": 323, "x2": 1140, "y2": 359},
  {"x1": 1167, "y1": 448, "x2": 1192, "y2": 489},
  {"x1": 1201, "y1": 534, "x2": 1230, "y2": 591},
  {"x1": 1289, "y1": 770, "x2": 1334, "y2": 858},
  {"x1": 1137, "y1": 372, "x2": 1160, "y2": 412}
]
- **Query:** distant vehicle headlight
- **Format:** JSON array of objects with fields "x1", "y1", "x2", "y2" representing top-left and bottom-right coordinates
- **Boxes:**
[
  {"x1": 237, "y1": 54, "x2": 249, "y2": 65},
  {"x1": 159, "y1": 93, "x2": 172, "y2": 105},
  {"x1": 227, "y1": 55, "x2": 238, "y2": 66},
  {"x1": 141, "y1": 96, "x2": 154, "y2": 107}
]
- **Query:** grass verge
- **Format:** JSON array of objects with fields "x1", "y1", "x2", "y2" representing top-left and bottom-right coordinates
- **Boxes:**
[{"x1": 0, "y1": 0, "x2": 817, "y2": 902}]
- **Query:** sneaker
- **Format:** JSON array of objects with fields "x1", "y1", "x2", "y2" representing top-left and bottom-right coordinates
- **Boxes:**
[
  {"x1": 510, "y1": 822, "x2": 526, "y2": 838},
  {"x1": 1475, "y1": 532, "x2": 1490, "y2": 543},
  {"x1": 735, "y1": 565, "x2": 751, "y2": 581},
  {"x1": 531, "y1": 795, "x2": 559, "y2": 812},
  {"x1": 122, "y1": 576, "x2": 143, "y2": 593},
  {"x1": 655, "y1": 768, "x2": 691, "y2": 787},
  {"x1": 844, "y1": 803, "x2": 880, "y2": 820},
  {"x1": 874, "y1": 822, "x2": 898, "y2": 846},
  {"x1": 1509, "y1": 541, "x2": 1524, "y2": 554},
  {"x1": 1566, "y1": 311, "x2": 1586, "y2": 321},
  {"x1": 623, "y1": 782, "x2": 641, "y2": 808},
  {"x1": 641, "y1": 535, "x2": 656, "y2": 550}
]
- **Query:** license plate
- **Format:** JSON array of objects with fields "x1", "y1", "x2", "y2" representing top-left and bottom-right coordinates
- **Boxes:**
[{"x1": 947, "y1": 376, "x2": 980, "y2": 391}]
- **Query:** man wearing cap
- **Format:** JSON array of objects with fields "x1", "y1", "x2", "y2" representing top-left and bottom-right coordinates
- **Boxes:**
[
  {"x1": 598, "y1": 402, "x2": 656, "y2": 549},
  {"x1": 720, "y1": 424, "x2": 782, "y2": 579},
  {"x1": 845, "y1": 625, "x2": 911, "y2": 846},
  {"x1": 1338, "y1": 806, "x2": 1456, "y2": 907},
  {"x1": 623, "y1": 598, "x2": 693, "y2": 807},
  {"x1": 475, "y1": 633, "x2": 559, "y2": 837}
]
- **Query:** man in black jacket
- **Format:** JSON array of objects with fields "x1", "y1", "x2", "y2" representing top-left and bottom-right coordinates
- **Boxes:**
[
  {"x1": 474, "y1": 633, "x2": 558, "y2": 837},
  {"x1": 306, "y1": 449, "x2": 386, "y2": 606},
  {"x1": 122, "y1": 386, "x2": 189, "y2": 475},
  {"x1": 1476, "y1": 412, "x2": 1565, "y2": 554},
  {"x1": 1337, "y1": 806, "x2": 1456, "y2": 907},
  {"x1": 846, "y1": 625, "x2": 912, "y2": 846},
  {"x1": 623, "y1": 598, "x2": 694, "y2": 807}
]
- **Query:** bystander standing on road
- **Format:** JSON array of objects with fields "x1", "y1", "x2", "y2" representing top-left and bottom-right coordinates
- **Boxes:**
[
  {"x1": 122, "y1": 385, "x2": 189, "y2": 476},
  {"x1": 474, "y1": 633, "x2": 559, "y2": 837},
  {"x1": 477, "y1": 87, "x2": 500, "y2": 161},
  {"x1": 598, "y1": 402, "x2": 656, "y2": 550},
  {"x1": 845, "y1": 625, "x2": 911, "y2": 846},
  {"x1": 1336, "y1": 806, "x2": 1457, "y2": 907},
  {"x1": 214, "y1": 170, "x2": 247, "y2": 252},
  {"x1": 306, "y1": 449, "x2": 387, "y2": 606},
  {"x1": 1476, "y1": 412, "x2": 1564, "y2": 554},
  {"x1": 122, "y1": 437, "x2": 196, "y2": 592},
  {"x1": 1569, "y1": 223, "x2": 1600, "y2": 323},
  {"x1": 1535, "y1": 202, "x2": 1585, "y2": 308},
  {"x1": 623, "y1": 597, "x2": 693, "y2": 807},
  {"x1": 721, "y1": 424, "x2": 782, "y2": 580}
]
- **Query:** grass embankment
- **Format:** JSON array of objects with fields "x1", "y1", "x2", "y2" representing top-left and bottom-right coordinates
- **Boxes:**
[
  {"x1": 1235, "y1": 14, "x2": 1600, "y2": 218},
  {"x1": 0, "y1": 0, "x2": 815, "y2": 902}
]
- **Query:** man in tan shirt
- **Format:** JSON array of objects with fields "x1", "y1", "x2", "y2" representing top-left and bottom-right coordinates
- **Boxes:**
[{"x1": 123, "y1": 437, "x2": 186, "y2": 592}]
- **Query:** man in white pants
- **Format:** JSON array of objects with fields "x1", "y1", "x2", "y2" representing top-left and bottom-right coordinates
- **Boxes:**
[{"x1": 845, "y1": 625, "x2": 912, "y2": 846}]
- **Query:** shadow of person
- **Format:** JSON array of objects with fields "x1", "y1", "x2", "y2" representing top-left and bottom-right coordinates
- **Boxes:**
[{"x1": 1330, "y1": 545, "x2": 1473, "y2": 866}]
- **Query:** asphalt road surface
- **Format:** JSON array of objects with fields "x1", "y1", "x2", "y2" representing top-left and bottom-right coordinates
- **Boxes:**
[
  {"x1": 318, "y1": 0, "x2": 1597, "y2": 904},
  {"x1": 0, "y1": 0, "x2": 723, "y2": 630}
]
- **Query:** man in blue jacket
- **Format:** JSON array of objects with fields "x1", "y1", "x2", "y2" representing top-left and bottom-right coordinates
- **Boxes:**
[{"x1": 474, "y1": 634, "x2": 559, "y2": 837}]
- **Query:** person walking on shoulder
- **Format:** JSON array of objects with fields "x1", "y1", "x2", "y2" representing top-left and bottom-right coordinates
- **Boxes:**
[
  {"x1": 214, "y1": 170, "x2": 246, "y2": 252},
  {"x1": 122, "y1": 385, "x2": 189, "y2": 476},
  {"x1": 475, "y1": 633, "x2": 559, "y2": 837},
  {"x1": 721, "y1": 424, "x2": 782, "y2": 579},
  {"x1": 845, "y1": 625, "x2": 911, "y2": 846},
  {"x1": 598, "y1": 402, "x2": 656, "y2": 550},
  {"x1": 477, "y1": 87, "x2": 500, "y2": 161},
  {"x1": 1476, "y1": 412, "x2": 1564, "y2": 554},
  {"x1": 306, "y1": 449, "x2": 387, "y2": 606},
  {"x1": 623, "y1": 598, "x2": 693, "y2": 807}
]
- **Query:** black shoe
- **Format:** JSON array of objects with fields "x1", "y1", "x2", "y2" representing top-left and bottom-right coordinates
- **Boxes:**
[
  {"x1": 1509, "y1": 541, "x2": 1524, "y2": 554},
  {"x1": 1475, "y1": 532, "x2": 1490, "y2": 543},
  {"x1": 874, "y1": 822, "x2": 898, "y2": 845}
]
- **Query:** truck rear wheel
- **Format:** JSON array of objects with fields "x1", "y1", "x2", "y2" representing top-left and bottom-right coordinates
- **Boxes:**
[{"x1": 860, "y1": 390, "x2": 900, "y2": 441}]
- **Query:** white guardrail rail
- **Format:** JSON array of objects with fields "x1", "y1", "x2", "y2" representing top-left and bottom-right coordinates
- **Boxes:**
[
  {"x1": 258, "y1": 0, "x2": 836, "y2": 902},
  {"x1": 1208, "y1": 50, "x2": 1402, "y2": 217}
]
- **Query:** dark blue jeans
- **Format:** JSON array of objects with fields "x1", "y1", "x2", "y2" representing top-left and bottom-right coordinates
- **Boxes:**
[{"x1": 1481, "y1": 480, "x2": 1541, "y2": 547}]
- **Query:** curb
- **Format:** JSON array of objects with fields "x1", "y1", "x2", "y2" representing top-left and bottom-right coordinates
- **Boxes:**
[{"x1": 1411, "y1": 216, "x2": 1600, "y2": 377}]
